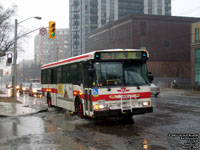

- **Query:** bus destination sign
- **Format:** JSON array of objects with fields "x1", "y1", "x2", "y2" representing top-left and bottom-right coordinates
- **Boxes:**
[{"x1": 95, "y1": 51, "x2": 146, "y2": 60}]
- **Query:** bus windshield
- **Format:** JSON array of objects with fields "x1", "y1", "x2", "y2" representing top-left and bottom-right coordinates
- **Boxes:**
[{"x1": 93, "y1": 61, "x2": 149, "y2": 87}]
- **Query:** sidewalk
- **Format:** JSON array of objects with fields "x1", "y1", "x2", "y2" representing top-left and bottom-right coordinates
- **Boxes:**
[
  {"x1": 161, "y1": 88, "x2": 200, "y2": 97},
  {"x1": 0, "y1": 93, "x2": 48, "y2": 117}
]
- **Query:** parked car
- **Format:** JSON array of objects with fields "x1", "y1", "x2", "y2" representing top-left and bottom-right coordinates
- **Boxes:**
[
  {"x1": 29, "y1": 83, "x2": 42, "y2": 97},
  {"x1": 20, "y1": 82, "x2": 30, "y2": 94},
  {"x1": 150, "y1": 83, "x2": 160, "y2": 97}
]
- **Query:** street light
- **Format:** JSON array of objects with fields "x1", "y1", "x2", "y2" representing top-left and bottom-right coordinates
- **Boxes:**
[{"x1": 13, "y1": 16, "x2": 42, "y2": 100}]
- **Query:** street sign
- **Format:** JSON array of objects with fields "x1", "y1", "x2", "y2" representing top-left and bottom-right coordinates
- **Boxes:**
[{"x1": 40, "y1": 28, "x2": 47, "y2": 36}]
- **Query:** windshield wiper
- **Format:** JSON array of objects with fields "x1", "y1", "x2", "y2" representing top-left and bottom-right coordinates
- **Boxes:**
[
  {"x1": 135, "y1": 83, "x2": 140, "y2": 90},
  {"x1": 107, "y1": 82, "x2": 111, "y2": 91}
]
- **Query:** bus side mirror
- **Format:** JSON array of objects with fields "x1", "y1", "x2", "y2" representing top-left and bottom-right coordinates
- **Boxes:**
[{"x1": 148, "y1": 72, "x2": 154, "y2": 82}]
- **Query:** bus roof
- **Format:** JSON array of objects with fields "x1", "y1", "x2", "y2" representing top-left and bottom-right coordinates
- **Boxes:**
[{"x1": 41, "y1": 49, "x2": 149, "y2": 69}]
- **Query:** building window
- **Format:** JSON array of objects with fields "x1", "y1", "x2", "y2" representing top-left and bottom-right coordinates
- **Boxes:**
[
  {"x1": 148, "y1": 0, "x2": 153, "y2": 14},
  {"x1": 140, "y1": 21, "x2": 146, "y2": 36},
  {"x1": 195, "y1": 48, "x2": 200, "y2": 85},
  {"x1": 163, "y1": 40, "x2": 170, "y2": 48},
  {"x1": 195, "y1": 28, "x2": 200, "y2": 43}
]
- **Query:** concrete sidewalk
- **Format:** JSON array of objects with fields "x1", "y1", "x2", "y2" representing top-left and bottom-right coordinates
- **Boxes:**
[
  {"x1": 0, "y1": 102, "x2": 40, "y2": 117},
  {"x1": 0, "y1": 93, "x2": 48, "y2": 117}
]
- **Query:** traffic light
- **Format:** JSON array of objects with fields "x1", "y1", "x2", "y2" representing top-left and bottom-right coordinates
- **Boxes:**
[
  {"x1": 49, "y1": 21, "x2": 56, "y2": 39},
  {"x1": 7, "y1": 53, "x2": 12, "y2": 64}
]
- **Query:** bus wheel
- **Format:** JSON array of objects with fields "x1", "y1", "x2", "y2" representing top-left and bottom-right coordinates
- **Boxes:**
[
  {"x1": 47, "y1": 94, "x2": 52, "y2": 107},
  {"x1": 77, "y1": 101, "x2": 83, "y2": 118}
]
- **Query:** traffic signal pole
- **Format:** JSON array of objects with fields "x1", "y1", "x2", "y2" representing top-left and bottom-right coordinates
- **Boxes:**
[
  {"x1": 12, "y1": 17, "x2": 42, "y2": 100},
  {"x1": 13, "y1": 19, "x2": 18, "y2": 100}
]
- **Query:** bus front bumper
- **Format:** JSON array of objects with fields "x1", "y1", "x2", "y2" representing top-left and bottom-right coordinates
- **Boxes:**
[{"x1": 93, "y1": 107, "x2": 153, "y2": 118}]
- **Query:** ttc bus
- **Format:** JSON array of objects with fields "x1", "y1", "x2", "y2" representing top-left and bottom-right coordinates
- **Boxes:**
[{"x1": 41, "y1": 49, "x2": 153, "y2": 118}]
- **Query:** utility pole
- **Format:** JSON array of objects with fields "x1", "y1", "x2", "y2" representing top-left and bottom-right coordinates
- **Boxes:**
[
  {"x1": 12, "y1": 17, "x2": 42, "y2": 100},
  {"x1": 12, "y1": 19, "x2": 18, "y2": 100}
]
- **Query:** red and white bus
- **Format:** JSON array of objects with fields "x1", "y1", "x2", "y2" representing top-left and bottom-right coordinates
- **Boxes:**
[{"x1": 41, "y1": 49, "x2": 153, "y2": 118}]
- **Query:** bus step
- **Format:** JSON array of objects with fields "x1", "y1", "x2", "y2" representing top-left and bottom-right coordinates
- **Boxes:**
[
  {"x1": 121, "y1": 106, "x2": 132, "y2": 113},
  {"x1": 122, "y1": 106, "x2": 131, "y2": 110}
]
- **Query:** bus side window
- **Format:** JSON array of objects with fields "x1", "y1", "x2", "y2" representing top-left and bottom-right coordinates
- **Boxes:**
[
  {"x1": 42, "y1": 70, "x2": 47, "y2": 84},
  {"x1": 57, "y1": 67, "x2": 62, "y2": 83},
  {"x1": 52, "y1": 68, "x2": 57, "y2": 84},
  {"x1": 47, "y1": 69, "x2": 51, "y2": 84},
  {"x1": 83, "y1": 61, "x2": 93, "y2": 87},
  {"x1": 83, "y1": 63, "x2": 89, "y2": 87},
  {"x1": 69, "y1": 63, "x2": 78, "y2": 84},
  {"x1": 62, "y1": 65, "x2": 69, "y2": 83},
  {"x1": 78, "y1": 63, "x2": 83, "y2": 84}
]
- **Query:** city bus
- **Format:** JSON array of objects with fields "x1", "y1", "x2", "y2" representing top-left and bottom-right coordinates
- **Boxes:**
[{"x1": 41, "y1": 49, "x2": 153, "y2": 118}]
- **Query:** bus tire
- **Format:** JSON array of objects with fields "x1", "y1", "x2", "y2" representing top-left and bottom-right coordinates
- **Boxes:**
[{"x1": 47, "y1": 93, "x2": 52, "y2": 107}]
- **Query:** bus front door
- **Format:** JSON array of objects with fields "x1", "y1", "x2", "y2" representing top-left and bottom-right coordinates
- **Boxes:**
[
  {"x1": 84, "y1": 88, "x2": 93, "y2": 115},
  {"x1": 51, "y1": 84, "x2": 57, "y2": 106}
]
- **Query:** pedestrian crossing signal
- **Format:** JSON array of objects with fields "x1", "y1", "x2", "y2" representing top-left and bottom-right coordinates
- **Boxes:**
[
  {"x1": 7, "y1": 53, "x2": 12, "y2": 64},
  {"x1": 49, "y1": 21, "x2": 56, "y2": 39}
]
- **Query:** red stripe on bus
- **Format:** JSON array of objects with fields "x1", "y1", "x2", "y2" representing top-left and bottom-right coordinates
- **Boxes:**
[
  {"x1": 42, "y1": 88, "x2": 58, "y2": 93},
  {"x1": 41, "y1": 89, "x2": 150, "y2": 101},
  {"x1": 41, "y1": 54, "x2": 90, "y2": 69},
  {"x1": 91, "y1": 92, "x2": 151, "y2": 101},
  {"x1": 73, "y1": 90, "x2": 84, "y2": 99}
]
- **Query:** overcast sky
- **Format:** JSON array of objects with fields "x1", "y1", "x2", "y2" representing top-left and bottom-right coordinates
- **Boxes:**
[{"x1": 1, "y1": 0, "x2": 200, "y2": 64}]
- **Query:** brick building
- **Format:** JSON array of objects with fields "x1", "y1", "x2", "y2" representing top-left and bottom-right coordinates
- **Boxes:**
[{"x1": 87, "y1": 14, "x2": 200, "y2": 88}]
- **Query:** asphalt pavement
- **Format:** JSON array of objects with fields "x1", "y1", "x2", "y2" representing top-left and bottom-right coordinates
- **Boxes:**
[{"x1": 0, "y1": 88, "x2": 199, "y2": 150}]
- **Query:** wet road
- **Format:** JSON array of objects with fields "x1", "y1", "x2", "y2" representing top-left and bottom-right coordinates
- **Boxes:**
[{"x1": 0, "y1": 91, "x2": 199, "y2": 150}]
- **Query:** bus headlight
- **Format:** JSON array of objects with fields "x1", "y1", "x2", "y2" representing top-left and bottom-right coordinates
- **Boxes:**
[
  {"x1": 94, "y1": 100, "x2": 107, "y2": 110},
  {"x1": 143, "y1": 101, "x2": 150, "y2": 106},
  {"x1": 99, "y1": 104, "x2": 104, "y2": 109},
  {"x1": 94, "y1": 104, "x2": 99, "y2": 110},
  {"x1": 32, "y1": 89, "x2": 37, "y2": 93},
  {"x1": 93, "y1": 104, "x2": 105, "y2": 110}
]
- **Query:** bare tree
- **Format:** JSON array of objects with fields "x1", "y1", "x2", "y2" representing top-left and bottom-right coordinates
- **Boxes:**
[{"x1": 0, "y1": 4, "x2": 17, "y2": 56}]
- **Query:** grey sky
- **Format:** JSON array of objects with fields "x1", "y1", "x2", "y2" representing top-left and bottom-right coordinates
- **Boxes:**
[{"x1": 1, "y1": 0, "x2": 200, "y2": 72}]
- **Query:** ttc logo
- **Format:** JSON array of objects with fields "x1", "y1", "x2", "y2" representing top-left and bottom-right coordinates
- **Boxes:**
[{"x1": 117, "y1": 87, "x2": 130, "y2": 93}]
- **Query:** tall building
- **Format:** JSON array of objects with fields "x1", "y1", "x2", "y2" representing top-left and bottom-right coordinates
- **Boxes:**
[
  {"x1": 34, "y1": 28, "x2": 69, "y2": 65},
  {"x1": 69, "y1": 0, "x2": 171, "y2": 57}
]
